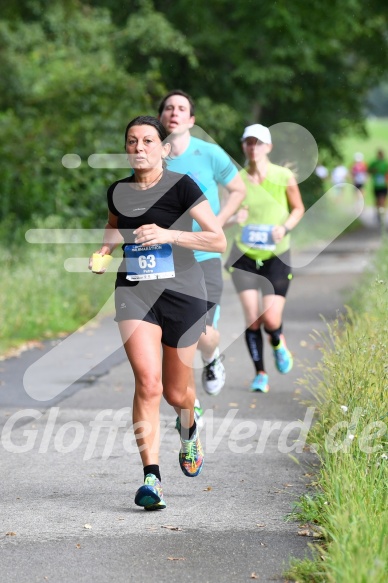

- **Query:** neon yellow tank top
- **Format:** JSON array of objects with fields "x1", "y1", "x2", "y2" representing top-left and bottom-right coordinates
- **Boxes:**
[{"x1": 235, "y1": 163, "x2": 292, "y2": 261}]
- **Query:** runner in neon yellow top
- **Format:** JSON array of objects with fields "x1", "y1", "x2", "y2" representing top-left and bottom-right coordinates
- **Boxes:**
[
  {"x1": 225, "y1": 124, "x2": 304, "y2": 393},
  {"x1": 236, "y1": 163, "x2": 293, "y2": 262}
]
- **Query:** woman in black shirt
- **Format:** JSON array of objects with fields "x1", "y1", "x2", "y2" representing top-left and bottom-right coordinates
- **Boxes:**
[{"x1": 91, "y1": 116, "x2": 226, "y2": 510}]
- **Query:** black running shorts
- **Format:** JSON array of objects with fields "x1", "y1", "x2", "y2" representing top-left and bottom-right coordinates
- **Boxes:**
[
  {"x1": 226, "y1": 244, "x2": 292, "y2": 297},
  {"x1": 374, "y1": 187, "x2": 388, "y2": 198},
  {"x1": 114, "y1": 263, "x2": 210, "y2": 348}
]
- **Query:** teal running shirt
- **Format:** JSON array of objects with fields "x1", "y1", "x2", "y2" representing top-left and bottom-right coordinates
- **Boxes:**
[{"x1": 166, "y1": 136, "x2": 238, "y2": 262}]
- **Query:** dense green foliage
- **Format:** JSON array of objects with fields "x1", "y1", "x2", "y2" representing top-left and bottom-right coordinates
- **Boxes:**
[{"x1": 1, "y1": 0, "x2": 388, "y2": 234}]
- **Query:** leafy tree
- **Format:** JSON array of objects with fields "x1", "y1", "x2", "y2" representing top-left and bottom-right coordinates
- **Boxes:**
[
  {"x1": 0, "y1": 1, "x2": 195, "y2": 227},
  {"x1": 148, "y1": 0, "x2": 388, "y2": 200},
  {"x1": 1, "y1": 0, "x2": 388, "y2": 228}
]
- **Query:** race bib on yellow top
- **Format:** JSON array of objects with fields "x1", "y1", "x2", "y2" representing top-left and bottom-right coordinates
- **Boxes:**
[
  {"x1": 241, "y1": 224, "x2": 276, "y2": 251},
  {"x1": 124, "y1": 243, "x2": 175, "y2": 281}
]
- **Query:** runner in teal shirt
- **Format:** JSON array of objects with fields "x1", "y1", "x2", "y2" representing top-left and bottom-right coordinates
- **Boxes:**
[
  {"x1": 158, "y1": 90, "x2": 246, "y2": 400},
  {"x1": 165, "y1": 135, "x2": 238, "y2": 262}
]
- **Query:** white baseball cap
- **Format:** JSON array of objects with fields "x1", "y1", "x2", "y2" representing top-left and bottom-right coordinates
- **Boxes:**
[
  {"x1": 241, "y1": 124, "x2": 272, "y2": 144},
  {"x1": 354, "y1": 152, "x2": 364, "y2": 161}
]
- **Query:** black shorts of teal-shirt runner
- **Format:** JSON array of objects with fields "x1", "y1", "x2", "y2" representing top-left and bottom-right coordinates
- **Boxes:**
[
  {"x1": 109, "y1": 170, "x2": 212, "y2": 348},
  {"x1": 197, "y1": 258, "x2": 224, "y2": 327}
]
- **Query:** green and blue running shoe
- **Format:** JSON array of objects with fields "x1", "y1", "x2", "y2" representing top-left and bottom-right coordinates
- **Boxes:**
[
  {"x1": 250, "y1": 372, "x2": 269, "y2": 393},
  {"x1": 179, "y1": 430, "x2": 204, "y2": 477},
  {"x1": 273, "y1": 337, "x2": 293, "y2": 374},
  {"x1": 134, "y1": 474, "x2": 166, "y2": 511}
]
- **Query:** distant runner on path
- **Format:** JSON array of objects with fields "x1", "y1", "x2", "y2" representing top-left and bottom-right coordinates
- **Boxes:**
[{"x1": 350, "y1": 152, "x2": 368, "y2": 202}]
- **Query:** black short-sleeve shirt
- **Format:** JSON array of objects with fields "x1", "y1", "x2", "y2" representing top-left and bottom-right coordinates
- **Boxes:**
[{"x1": 107, "y1": 170, "x2": 206, "y2": 281}]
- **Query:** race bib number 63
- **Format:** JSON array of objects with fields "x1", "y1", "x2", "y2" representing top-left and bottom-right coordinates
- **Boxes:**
[{"x1": 124, "y1": 243, "x2": 175, "y2": 281}]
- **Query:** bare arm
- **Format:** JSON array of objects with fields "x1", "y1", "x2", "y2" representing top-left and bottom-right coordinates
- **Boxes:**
[
  {"x1": 223, "y1": 206, "x2": 249, "y2": 229},
  {"x1": 272, "y1": 175, "x2": 305, "y2": 242},
  {"x1": 89, "y1": 212, "x2": 123, "y2": 272},
  {"x1": 96, "y1": 212, "x2": 123, "y2": 255},
  {"x1": 217, "y1": 173, "x2": 246, "y2": 227},
  {"x1": 133, "y1": 200, "x2": 227, "y2": 253}
]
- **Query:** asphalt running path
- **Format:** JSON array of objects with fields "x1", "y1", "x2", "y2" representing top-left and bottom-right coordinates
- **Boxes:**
[{"x1": 0, "y1": 212, "x2": 382, "y2": 582}]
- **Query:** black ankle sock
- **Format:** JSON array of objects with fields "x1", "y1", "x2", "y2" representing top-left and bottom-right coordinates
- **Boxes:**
[
  {"x1": 180, "y1": 419, "x2": 197, "y2": 440},
  {"x1": 245, "y1": 328, "x2": 264, "y2": 372},
  {"x1": 143, "y1": 464, "x2": 161, "y2": 482},
  {"x1": 188, "y1": 420, "x2": 197, "y2": 440},
  {"x1": 264, "y1": 325, "x2": 283, "y2": 347}
]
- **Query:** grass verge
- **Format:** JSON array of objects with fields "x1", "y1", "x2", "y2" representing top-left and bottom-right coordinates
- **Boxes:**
[
  {"x1": 285, "y1": 238, "x2": 388, "y2": 582},
  {"x1": 0, "y1": 218, "x2": 117, "y2": 356}
]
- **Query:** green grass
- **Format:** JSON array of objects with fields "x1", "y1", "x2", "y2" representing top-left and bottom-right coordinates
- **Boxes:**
[
  {"x1": 285, "y1": 239, "x2": 388, "y2": 583},
  {"x1": 340, "y1": 118, "x2": 388, "y2": 166},
  {"x1": 315, "y1": 118, "x2": 388, "y2": 208},
  {"x1": 0, "y1": 237, "x2": 116, "y2": 355}
]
